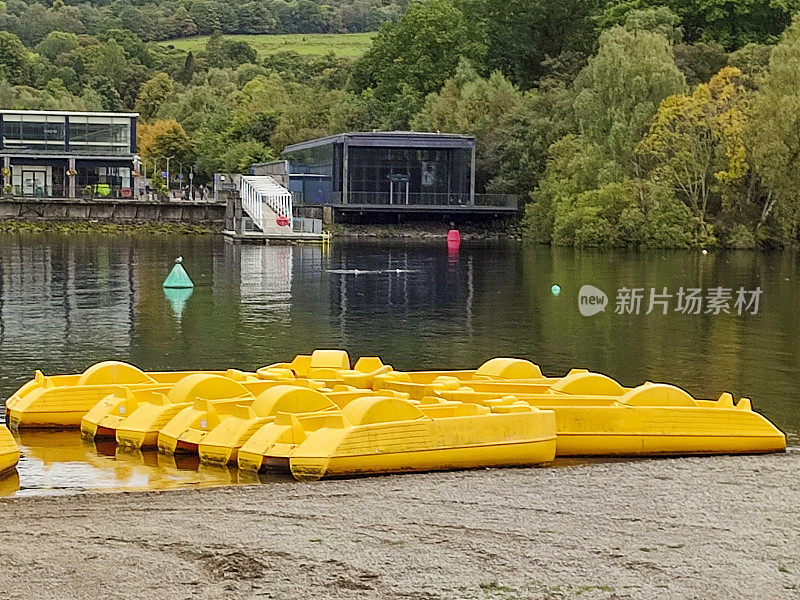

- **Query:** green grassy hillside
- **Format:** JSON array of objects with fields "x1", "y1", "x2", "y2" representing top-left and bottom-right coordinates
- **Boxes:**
[{"x1": 158, "y1": 32, "x2": 375, "y2": 58}]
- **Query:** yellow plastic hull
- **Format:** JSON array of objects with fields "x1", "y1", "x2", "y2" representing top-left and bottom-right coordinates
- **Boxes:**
[
  {"x1": 255, "y1": 396, "x2": 558, "y2": 480},
  {"x1": 549, "y1": 405, "x2": 786, "y2": 456},
  {"x1": 0, "y1": 425, "x2": 21, "y2": 475},
  {"x1": 157, "y1": 399, "x2": 246, "y2": 455},
  {"x1": 290, "y1": 438, "x2": 557, "y2": 481},
  {"x1": 197, "y1": 418, "x2": 269, "y2": 466},
  {"x1": 81, "y1": 373, "x2": 287, "y2": 449},
  {"x1": 7, "y1": 364, "x2": 257, "y2": 429},
  {"x1": 435, "y1": 378, "x2": 787, "y2": 457}
]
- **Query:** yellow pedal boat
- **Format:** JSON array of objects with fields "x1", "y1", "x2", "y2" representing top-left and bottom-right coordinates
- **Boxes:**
[
  {"x1": 198, "y1": 385, "x2": 410, "y2": 466},
  {"x1": 433, "y1": 372, "x2": 786, "y2": 456},
  {"x1": 197, "y1": 385, "x2": 340, "y2": 466},
  {"x1": 0, "y1": 425, "x2": 20, "y2": 475},
  {"x1": 81, "y1": 373, "x2": 305, "y2": 448},
  {"x1": 371, "y1": 358, "x2": 570, "y2": 399},
  {"x1": 238, "y1": 395, "x2": 557, "y2": 480},
  {"x1": 6, "y1": 361, "x2": 262, "y2": 429},
  {"x1": 258, "y1": 349, "x2": 395, "y2": 388}
]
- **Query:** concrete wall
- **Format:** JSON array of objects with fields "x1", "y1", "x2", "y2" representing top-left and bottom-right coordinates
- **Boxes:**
[{"x1": 0, "y1": 198, "x2": 226, "y2": 227}]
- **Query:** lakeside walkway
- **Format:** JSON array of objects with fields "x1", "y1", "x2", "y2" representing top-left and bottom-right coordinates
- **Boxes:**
[{"x1": 0, "y1": 451, "x2": 797, "y2": 599}]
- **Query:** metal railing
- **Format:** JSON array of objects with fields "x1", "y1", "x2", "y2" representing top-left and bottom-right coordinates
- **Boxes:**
[
  {"x1": 293, "y1": 217, "x2": 323, "y2": 234},
  {"x1": 240, "y1": 176, "x2": 293, "y2": 231},
  {"x1": 325, "y1": 191, "x2": 518, "y2": 209}
]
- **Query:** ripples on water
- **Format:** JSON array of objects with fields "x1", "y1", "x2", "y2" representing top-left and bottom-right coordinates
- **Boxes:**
[{"x1": 0, "y1": 232, "x2": 798, "y2": 495}]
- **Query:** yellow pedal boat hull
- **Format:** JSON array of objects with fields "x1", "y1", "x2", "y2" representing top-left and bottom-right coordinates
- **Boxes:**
[
  {"x1": 82, "y1": 375, "x2": 311, "y2": 449},
  {"x1": 7, "y1": 361, "x2": 259, "y2": 429},
  {"x1": 240, "y1": 396, "x2": 556, "y2": 480},
  {"x1": 436, "y1": 377, "x2": 786, "y2": 456},
  {"x1": 0, "y1": 426, "x2": 20, "y2": 475}
]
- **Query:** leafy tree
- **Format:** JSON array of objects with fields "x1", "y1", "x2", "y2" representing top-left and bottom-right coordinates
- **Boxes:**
[
  {"x1": 219, "y1": 140, "x2": 275, "y2": 172},
  {"x1": 637, "y1": 67, "x2": 748, "y2": 232},
  {"x1": 482, "y1": 81, "x2": 575, "y2": 194},
  {"x1": 189, "y1": 1, "x2": 221, "y2": 35},
  {"x1": 86, "y1": 76, "x2": 123, "y2": 111},
  {"x1": 411, "y1": 60, "x2": 521, "y2": 191},
  {"x1": 204, "y1": 31, "x2": 257, "y2": 68},
  {"x1": 238, "y1": 2, "x2": 275, "y2": 34},
  {"x1": 674, "y1": 41, "x2": 728, "y2": 87},
  {"x1": 350, "y1": 0, "x2": 485, "y2": 122},
  {"x1": 600, "y1": 0, "x2": 800, "y2": 49},
  {"x1": 167, "y1": 6, "x2": 199, "y2": 38},
  {"x1": 138, "y1": 118, "x2": 194, "y2": 172},
  {"x1": 728, "y1": 43, "x2": 772, "y2": 89},
  {"x1": 748, "y1": 16, "x2": 800, "y2": 243},
  {"x1": 88, "y1": 39, "x2": 129, "y2": 89},
  {"x1": 572, "y1": 25, "x2": 685, "y2": 169},
  {"x1": 0, "y1": 31, "x2": 30, "y2": 85},
  {"x1": 135, "y1": 73, "x2": 175, "y2": 121},
  {"x1": 35, "y1": 31, "x2": 79, "y2": 62},
  {"x1": 99, "y1": 29, "x2": 153, "y2": 68},
  {"x1": 177, "y1": 51, "x2": 196, "y2": 84},
  {"x1": 455, "y1": 0, "x2": 602, "y2": 88},
  {"x1": 225, "y1": 41, "x2": 258, "y2": 66},
  {"x1": 526, "y1": 25, "x2": 685, "y2": 244}
]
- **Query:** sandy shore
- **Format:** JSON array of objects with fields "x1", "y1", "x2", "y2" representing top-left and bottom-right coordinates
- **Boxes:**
[{"x1": 0, "y1": 451, "x2": 797, "y2": 600}]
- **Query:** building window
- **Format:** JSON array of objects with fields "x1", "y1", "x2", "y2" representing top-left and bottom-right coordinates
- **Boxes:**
[
  {"x1": 3, "y1": 114, "x2": 66, "y2": 153},
  {"x1": 68, "y1": 116, "x2": 131, "y2": 156},
  {"x1": 76, "y1": 165, "x2": 131, "y2": 198},
  {"x1": 347, "y1": 146, "x2": 471, "y2": 205}
]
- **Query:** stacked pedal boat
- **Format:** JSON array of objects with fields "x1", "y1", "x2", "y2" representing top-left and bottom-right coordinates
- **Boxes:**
[{"x1": 1, "y1": 350, "x2": 786, "y2": 481}]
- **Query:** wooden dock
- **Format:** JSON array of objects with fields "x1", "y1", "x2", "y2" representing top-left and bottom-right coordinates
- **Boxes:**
[{"x1": 222, "y1": 229, "x2": 330, "y2": 244}]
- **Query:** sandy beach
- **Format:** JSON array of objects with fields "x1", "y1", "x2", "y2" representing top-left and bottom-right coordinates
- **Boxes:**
[{"x1": 0, "y1": 451, "x2": 797, "y2": 600}]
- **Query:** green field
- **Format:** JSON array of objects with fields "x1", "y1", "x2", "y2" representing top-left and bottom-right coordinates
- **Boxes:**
[{"x1": 158, "y1": 32, "x2": 376, "y2": 58}]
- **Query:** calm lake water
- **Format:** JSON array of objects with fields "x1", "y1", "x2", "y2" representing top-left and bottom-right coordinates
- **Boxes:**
[{"x1": 0, "y1": 232, "x2": 797, "y2": 495}]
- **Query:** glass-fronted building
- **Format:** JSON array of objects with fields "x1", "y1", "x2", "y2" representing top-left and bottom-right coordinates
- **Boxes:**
[
  {"x1": 0, "y1": 110, "x2": 139, "y2": 199},
  {"x1": 273, "y1": 132, "x2": 476, "y2": 207}
]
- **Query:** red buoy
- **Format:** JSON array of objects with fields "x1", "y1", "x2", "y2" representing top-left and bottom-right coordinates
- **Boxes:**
[
  {"x1": 447, "y1": 229, "x2": 461, "y2": 248},
  {"x1": 276, "y1": 215, "x2": 290, "y2": 227}
]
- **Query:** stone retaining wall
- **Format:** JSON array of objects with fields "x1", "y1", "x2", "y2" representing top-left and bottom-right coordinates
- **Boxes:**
[{"x1": 0, "y1": 198, "x2": 226, "y2": 227}]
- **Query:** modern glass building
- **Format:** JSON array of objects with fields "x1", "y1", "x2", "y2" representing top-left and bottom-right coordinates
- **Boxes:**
[
  {"x1": 0, "y1": 110, "x2": 139, "y2": 199},
  {"x1": 275, "y1": 132, "x2": 476, "y2": 207}
]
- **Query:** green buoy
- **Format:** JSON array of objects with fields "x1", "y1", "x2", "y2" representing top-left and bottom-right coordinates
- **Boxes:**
[
  {"x1": 163, "y1": 257, "x2": 194, "y2": 289},
  {"x1": 164, "y1": 286, "x2": 193, "y2": 319}
]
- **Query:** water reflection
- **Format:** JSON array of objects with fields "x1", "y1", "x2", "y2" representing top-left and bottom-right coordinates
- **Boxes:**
[
  {"x1": 163, "y1": 286, "x2": 193, "y2": 320},
  {"x1": 5, "y1": 430, "x2": 295, "y2": 497},
  {"x1": 0, "y1": 232, "x2": 797, "y2": 496}
]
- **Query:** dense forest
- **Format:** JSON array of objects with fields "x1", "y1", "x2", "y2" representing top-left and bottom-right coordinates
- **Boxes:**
[
  {"x1": 3, "y1": 0, "x2": 800, "y2": 247},
  {"x1": 0, "y1": 0, "x2": 406, "y2": 41}
]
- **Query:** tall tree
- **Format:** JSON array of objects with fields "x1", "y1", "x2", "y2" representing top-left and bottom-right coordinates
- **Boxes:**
[
  {"x1": 573, "y1": 25, "x2": 686, "y2": 170},
  {"x1": 138, "y1": 118, "x2": 194, "y2": 173},
  {"x1": 411, "y1": 60, "x2": 521, "y2": 190},
  {"x1": 637, "y1": 67, "x2": 748, "y2": 229},
  {"x1": 350, "y1": 0, "x2": 485, "y2": 123},
  {"x1": 135, "y1": 73, "x2": 175, "y2": 121},
  {"x1": 0, "y1": 31, "x2": 30, "y2": 86},
  {"x1": 455, "y1": 0, "x2": 602, "y2": 88},
  {"x1": 748, "y1": 15, "x2": 800, "y2": 242},
  {"x1": 600, "y1": 0, "x2": 800, "y2": 49},
  {"x1": 34, "y1": 31, "x2": 79, "y2": 62}
]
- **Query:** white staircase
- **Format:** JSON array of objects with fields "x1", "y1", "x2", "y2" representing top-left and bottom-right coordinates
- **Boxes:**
[{"x1": 239, "y1": 175, "x2": 293, "y2": 233}]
